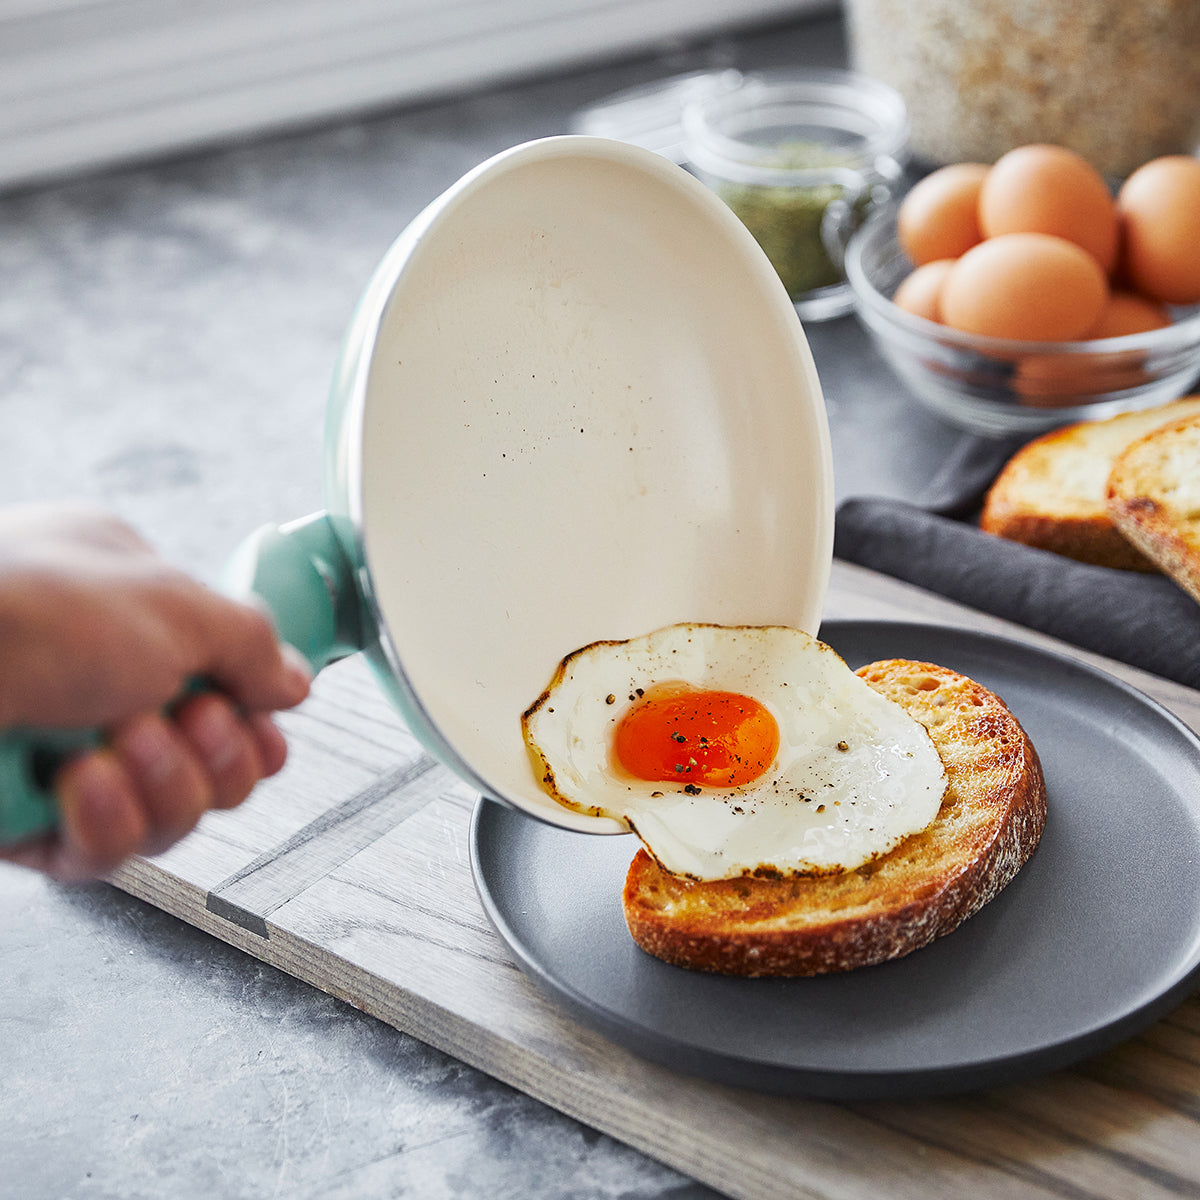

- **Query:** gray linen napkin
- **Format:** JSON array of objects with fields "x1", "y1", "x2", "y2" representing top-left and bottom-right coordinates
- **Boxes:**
[{"x1": 834, "y1": 495, "x2": 1200, "y2": 689}]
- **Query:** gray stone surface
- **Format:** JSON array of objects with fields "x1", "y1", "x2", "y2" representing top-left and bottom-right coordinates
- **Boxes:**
[
  {"x1": 4, "y1": 872, "x2": 709, "y2": 1199},
  {"x1": 0, "y1": 10, "x2": 962, "y2": 1198}
]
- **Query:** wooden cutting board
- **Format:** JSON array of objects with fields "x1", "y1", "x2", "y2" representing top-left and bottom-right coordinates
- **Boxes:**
[{"x1": 110, "y1": 561, "x2": 1200, "y2": 1200}]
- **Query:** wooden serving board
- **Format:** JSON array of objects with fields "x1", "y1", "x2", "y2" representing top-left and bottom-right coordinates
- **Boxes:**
[{"x1": 110, "y1": 561, "x2": 1200, "y2": 1200}]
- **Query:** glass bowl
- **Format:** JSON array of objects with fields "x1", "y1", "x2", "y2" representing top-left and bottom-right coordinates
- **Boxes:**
[{"x1": 844, "y1": 210, "x2": 1200, "y2": 436}]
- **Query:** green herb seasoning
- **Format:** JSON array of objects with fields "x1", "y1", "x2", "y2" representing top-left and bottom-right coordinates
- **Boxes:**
[{"x1": 716, "y1": 141, "x2": 859, "y2": 299}]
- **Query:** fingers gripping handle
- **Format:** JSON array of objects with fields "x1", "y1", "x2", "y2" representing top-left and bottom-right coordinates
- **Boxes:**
[{"x1": 0, "y1": 511, "x2": 364, "y2": 847}]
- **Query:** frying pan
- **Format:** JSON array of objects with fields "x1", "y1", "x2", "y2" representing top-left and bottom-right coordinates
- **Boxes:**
[{"x1": 0, "y1": 135, "x2": 833, "y2": 845}]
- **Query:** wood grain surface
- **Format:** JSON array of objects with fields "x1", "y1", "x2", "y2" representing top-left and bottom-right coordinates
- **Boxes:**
[{"x1": 108, "y1": 561, "x2": 1200, "y2": 1200}]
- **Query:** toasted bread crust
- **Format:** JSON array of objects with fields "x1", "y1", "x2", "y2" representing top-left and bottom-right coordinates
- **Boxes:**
[
  {"x1": 621, "y1": 659, "x2": 1046, "y2": 977},
  {"x1": 979, "y1": 396, "x2": 1200, "y2": 571},
  {"x1": 1106, "y1": 412, "x2": 1200, "y2": 605}
]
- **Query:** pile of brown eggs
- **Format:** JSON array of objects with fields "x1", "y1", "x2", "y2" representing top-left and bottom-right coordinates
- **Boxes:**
[{"x1": 893, "y1": 145, "x2": 1200, "y2": 343}]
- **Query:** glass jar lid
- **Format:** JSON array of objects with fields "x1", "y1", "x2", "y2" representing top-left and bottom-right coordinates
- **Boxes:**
[
  {"x1": 572, "y1": 67, "x2": 909, "y2": 180},
  {"x1": 681, "y1": 68, "x2": 909, "y2": 187}
]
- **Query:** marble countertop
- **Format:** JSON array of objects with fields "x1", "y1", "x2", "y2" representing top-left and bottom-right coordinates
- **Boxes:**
[{"x1": 0, "y1": 10, "x2": 965, "y2": 1198}]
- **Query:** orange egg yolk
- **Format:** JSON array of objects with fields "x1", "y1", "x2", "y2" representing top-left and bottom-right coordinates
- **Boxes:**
[{"x1": 613, "y1": 682, "x2": 779, "y2": 788}]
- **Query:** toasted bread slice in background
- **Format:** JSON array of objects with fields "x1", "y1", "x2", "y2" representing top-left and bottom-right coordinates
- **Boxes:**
[
  {"x1": 621, "y1": 659, "x2": 1047, "y2": 977},
  {"x1": 1106, "y1": 412, "x2": 1200, "y2": 605},
  {"x1": 979, "y1": 396, "x2": 1200, "y2": 570}
]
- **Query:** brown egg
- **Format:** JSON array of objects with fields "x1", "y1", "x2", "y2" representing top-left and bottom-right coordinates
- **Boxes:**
[
  {"x1": 1015, "y1": 352, "x2": 1149, "y2": 405},
  {"x1": 1015, "y1": 288, "x2": 1165, "y2": 402},
  {"x1": 1085, "y1": 290, "x2": 1172, "y2": 339},
  {"x1": 896, "y1": 163, "x2": 989, "y2": 265},
  {"x1": 892, "y1": 259, "x2": 955, "y2": 322},
  {"x1": 941, "y1": 232, "x2": 1109, "y2": 341},
  {"x1": 1117, "y1": 155, "x2": 1200, "y2": 305},
  {"x1": 979, "y1": 144, "x2": 1118, "y2": 274}
]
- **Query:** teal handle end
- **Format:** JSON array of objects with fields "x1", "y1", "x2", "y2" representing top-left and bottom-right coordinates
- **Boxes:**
[{"x1": 0, "y1": 728, "x2": 100, "y2": 844}]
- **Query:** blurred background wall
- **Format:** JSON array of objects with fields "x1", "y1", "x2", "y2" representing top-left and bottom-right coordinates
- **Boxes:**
[{"x1": 0, "y1": 0, "x2": 836, "y2": 190}]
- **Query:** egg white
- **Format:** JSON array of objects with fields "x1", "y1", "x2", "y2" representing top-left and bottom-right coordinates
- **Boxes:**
[{"x1": 522, "y1": 623, "x2": 947, "y2": 882}]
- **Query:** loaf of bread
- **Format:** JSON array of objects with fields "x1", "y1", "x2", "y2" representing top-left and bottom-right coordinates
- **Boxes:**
[
  {"x1": 1106, "y1": 412, "x2": 1200, "y2": 605},
  {"x1": 621, "y1": 658, "x2": 1046, "y2": 977},
  {"x1": 979, "y1": 396, "x2": 1200, "y2": 570}
]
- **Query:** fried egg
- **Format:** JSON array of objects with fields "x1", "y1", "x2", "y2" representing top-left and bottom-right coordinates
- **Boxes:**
[{"x1": 521, "y1": 623, "x2": 947, "y2": 882}]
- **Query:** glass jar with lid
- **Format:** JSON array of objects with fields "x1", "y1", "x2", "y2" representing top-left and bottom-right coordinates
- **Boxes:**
[
  {"x1": 845, "y1": 0, "x2": 1200, "y2": 177},
  {"x1": 680, "y1": 68, "x2": 909, "y2": 321},
  {"x1": 574, "y1": 67, "x2": 910, "y2": 322}
]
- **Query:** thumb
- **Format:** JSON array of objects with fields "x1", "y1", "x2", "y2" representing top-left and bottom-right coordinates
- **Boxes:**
[{"x1": 179, "y1": 593, "x2": 313, "y2": 713}]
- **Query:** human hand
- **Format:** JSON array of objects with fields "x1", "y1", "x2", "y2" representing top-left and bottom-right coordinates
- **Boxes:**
[{"x1": 0, "y1": 504, "x2": 312, "y2": 881}]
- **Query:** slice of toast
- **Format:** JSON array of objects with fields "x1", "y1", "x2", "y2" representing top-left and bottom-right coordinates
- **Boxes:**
[
  {"x1": 979, "y1": 396, "x2": 1200, "y2": 571},
  {"x1": 621, "y1": 658, "x2": 1046, "y2": 977},
  {"x1": 1106, "y1": 412, "x2": 1200, "y2": 605}
]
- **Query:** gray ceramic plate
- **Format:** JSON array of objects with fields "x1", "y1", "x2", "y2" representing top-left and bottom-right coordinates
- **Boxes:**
[{"x1": 470, "y1": 620, "x2": 1200, "y2": 1100}]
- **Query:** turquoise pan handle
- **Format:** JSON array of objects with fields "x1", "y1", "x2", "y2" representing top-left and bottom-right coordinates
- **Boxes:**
[
  {"x1": 220, "y1": 511, "x2": 365, "y2": 676},
  {"x1": 0, "y1": 511, "x2": 365, "y2": 847}
]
